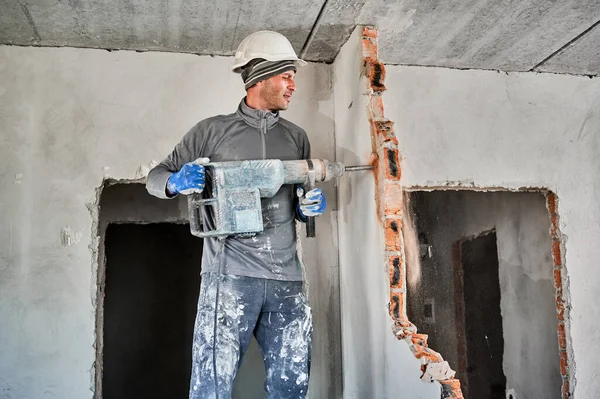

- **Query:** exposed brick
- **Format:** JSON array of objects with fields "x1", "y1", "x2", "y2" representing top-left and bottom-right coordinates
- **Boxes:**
[
  {"x1": 384, "y1": 148, "x2": 401, "y2": 180},
  {"x1": 557, "y1": 322, "x2": 567, "y2": 349},
  {"x1": 359, "y1": 25, "x2": 458, "y2": 392},
  {"x1": 369, "y1": 95, "x2": 385, "y2": 120},
  {"x1": 411, "y1": 333, "x2": 428, "y2": 346},
  {"x1": 562, "y1": 380, "x2": 570, "y2": 398},
  {"x1": 371, "y1": 119, "x2": 396, "y2": 144},
  {"x1": 556, "y1": 297, "x2": 565, "y2": 321},
  {"x1": 393, "y1": 320, "x2": 417, "y2": 339},
  {"x1": 389, "y1": 256, "x2": 404, "y2": 289},
  {"x1": 385, "y1": 219, "x2": 402, "y2": 251},
  {"x1": 440, "y1": 379, "x2": 464, "y2": 399},
  {"x1": 368, "y1": 61, "x2": 386, "y2": 92},
  {"x1": 361, "y1": 38, "x2": 378, "y2": 63},
  {"x1": 547, "y1": 192, "x2": 557, "y2": 216},
  {"x1": 559, "y1": 350, "x2": 568, "y2": 376},
  {"x1": 389, "y1": 292, "x2": 405, "y2": 321},
  {"x1": 554, "y1": 269, "x2": 563, "y2": 291},
  {"x1": 550, "y1": 214, "x2": 559, "y2": 239},
  {"x1": 420, "y1": 348, "x2": 443, "y2": 363},
  {"x1": 362, "y1": 26, "x2": 378, "y2": 39},
  {"x1": 410, "y1": 343, "x2": 442, "y2": 362},
  {"x1": 552, "y1": 241, "x2": 562, "y2": 266},
  {"x1": 383, "y1": 184, "x2": 403, "y2": 216},
  {"x1": 410, "y1": 342, "x2": 426, "y2": 357},
  {"x1": 399, "y1": 319, "x2": 417, "y2": 330}
]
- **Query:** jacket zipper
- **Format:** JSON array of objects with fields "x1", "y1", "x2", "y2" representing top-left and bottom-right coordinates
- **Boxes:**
[{"x1": 260, "y1": 116, "x2": 267, "y2": 159}]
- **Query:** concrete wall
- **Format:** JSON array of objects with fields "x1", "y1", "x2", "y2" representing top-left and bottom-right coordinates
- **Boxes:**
[
  {"x1": 333, "y1": 27, "x2": 441, "y2": 398},
  {"x1": 0, "y1": 46, "x2": 339, "y2": 398},
  {"x1": 385, "y1": 65, "x2": 600, "y2": 397},
  {"x1": 411, "y1": 191, "x2": 561, "y2": 398}
]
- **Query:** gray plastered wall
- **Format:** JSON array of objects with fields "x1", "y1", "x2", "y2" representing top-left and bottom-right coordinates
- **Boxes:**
[
  {"x1": 0, "y1": 46, "x2": 339, "y2": 398},
  {"x1": 385, "y1": 64, "x2": 600, "y2": 397}
]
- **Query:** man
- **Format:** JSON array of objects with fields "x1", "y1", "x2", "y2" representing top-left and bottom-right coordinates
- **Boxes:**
[{"x1": 146, "y1": 31, "x2": 326, "y2": 399}]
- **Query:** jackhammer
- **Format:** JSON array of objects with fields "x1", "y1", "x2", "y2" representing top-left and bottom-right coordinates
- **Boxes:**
[{"x1": 187, "y1": 159, "x2": 372, "y2": 238}]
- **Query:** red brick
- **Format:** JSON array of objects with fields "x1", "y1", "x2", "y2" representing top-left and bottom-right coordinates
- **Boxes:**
[
  {"x1": 399, "y1": 319, "x2": 416, "y2": 329},
  {"x1": 422, "y1": 348, "x2": 443, "y2": 363},
  {"x1": 383, "y1": 184, "x2": 403, "y2": 216},
  {"x1": 410, "y1": 344, "x2": 442, "y2": 362},
  {"x1": 557, "y1": 322, "x2": 567, "y2": 349},
  {"x1": 556, "y1": 297, "x2": 565, "y2": 321},
  {"x1": 390, "y1": 292, "x2": 408, "y2": 322},
  {"x1": 369, "y1": 96, "x2": 385, "y2": 120},
  {"x1": 358, "y1": 23, "x2": 458, "y2": 385},
  {"x1": 372, "y1": 119, "x2": 395, "y2": 141},
  {"x1": 385, "y1": 218, "x2": 402, "y2": 251},
  {"x1": 559, "y1": 350, "x2": 568, "y2": 376},
  {"x1": 389, "y1": 256, "x2": 404, "y2": 289},
  {"x1": 368, "y1": 61, "x2": 386, "y2": 92},
  {"x1": 550, "y1": 214, "x2": 559, "y2": 239},
  {"x1": 390, "y1": 292, "x2": 404, "y2": 320},
  {"x1": 362, "y1": 26, "x2": 378, "y2": 39},
  {"x1": 383, "y1": 148, "x2": 401, "y2": 181},
  {"x1": 562, "y1": 380, "x2": 570, "y2": 399},
  {"x1": 547, "y1": 193, "x2": 557, "y2": 216},
  {"x1": 410, "y1": 343, "x2": 427, "y2": 357},
  {"x1": 389, "y1": 292, "x2": 405, "y2": 321},
  {"x1": 552, "y1": 241, "x2": 562, "y2": 266},
  {"x1": 361, "y1": 39, "x2": 378, "y2": 63},
  {"x1": 554, "y1": 269, "x2": 563, "y2": 291},
  {"x1": 440, "y1": 379, "x2": 464, "y2": 399},
  {"x1": 411, "y1": 333, "x2": 428, "y2": 346}
]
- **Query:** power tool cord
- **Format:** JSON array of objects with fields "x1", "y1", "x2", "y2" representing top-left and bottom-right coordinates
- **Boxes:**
[{"x1": 212, "y1": 237, "x2": 226, "y2": 399}]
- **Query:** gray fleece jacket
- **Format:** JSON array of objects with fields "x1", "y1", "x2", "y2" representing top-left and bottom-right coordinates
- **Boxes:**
[{"x1": 146, "y1": 99, "x2": 310, "y2": 281}]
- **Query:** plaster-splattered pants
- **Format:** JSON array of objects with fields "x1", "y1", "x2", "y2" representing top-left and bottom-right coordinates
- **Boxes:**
[{"x1": 189, "y1": 272, "x2": 312, "y2": 399}]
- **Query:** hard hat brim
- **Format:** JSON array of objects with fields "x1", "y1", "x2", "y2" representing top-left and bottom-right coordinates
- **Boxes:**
[{"x1": 232, "y1": 57, "x2": 307, "y2": 74}]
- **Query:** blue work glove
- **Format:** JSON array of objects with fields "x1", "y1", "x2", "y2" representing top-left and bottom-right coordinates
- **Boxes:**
[
  {"x1": 298, "y1": 188, "x2": 327, "y2": 218},
  {"x1": 166, "y1": 158, "x2": 209, "y2": 196}
]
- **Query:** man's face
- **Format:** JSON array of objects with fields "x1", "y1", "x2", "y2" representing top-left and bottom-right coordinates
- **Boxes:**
[{"x1": 258, "y1": 70, "x2": 296, "y2": 111}]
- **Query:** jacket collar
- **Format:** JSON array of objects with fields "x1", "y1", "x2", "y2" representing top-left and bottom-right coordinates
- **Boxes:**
[{"x1": 237, "y1": 98, "x2": 280, "y2": 129}]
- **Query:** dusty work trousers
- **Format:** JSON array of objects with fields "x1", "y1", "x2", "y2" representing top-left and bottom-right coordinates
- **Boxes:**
[{"x1": 189, "y1": 272, "x2": 313, "y2": 399}]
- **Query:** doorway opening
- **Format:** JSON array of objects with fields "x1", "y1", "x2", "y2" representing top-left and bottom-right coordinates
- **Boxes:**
[
  {"x1": 458, "y1": 229, "x2": 506, "y2": 398},
  {"x1": 103, "y1": 223, "x2": 202, "y2": 398},
  {"x1": 406, "y1": 190, "x2": 563, "y2": 399},
  {"x1": 95, "y1": 182, "x2": 265, "y2": 399}
]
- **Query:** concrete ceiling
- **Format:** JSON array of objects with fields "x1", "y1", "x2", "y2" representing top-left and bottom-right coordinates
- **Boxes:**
[{"x1": 1, "y1": 0, "x2": 599, "y2": 76}]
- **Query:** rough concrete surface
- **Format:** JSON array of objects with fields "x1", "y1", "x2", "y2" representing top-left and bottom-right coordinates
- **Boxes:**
[
  {"x1": 536, "y1": 23, "x2": 600, "y2": 76},
  {"x1": 301, "y1": 0, "x2": 368, "y2": 62},
  {"x1": 359, "y1": 0, "x2": 600, "y2": 74},
  {"x1": 0, "y1": 0, "x2": 323, "y2": 53},
  {"x1": 385, "y1": 65, "x2": 600, "y2": 397},
  {"x1": 2, "y1": 0, "x2": 599, "y2": 75},
  {"x1": 0, "y1": 46, "x2": 339, "y2": 398}
]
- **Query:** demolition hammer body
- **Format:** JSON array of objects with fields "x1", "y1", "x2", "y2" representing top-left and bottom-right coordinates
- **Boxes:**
[{"x1": 187, "y1": 159, "x2": 371, "y2": 238}]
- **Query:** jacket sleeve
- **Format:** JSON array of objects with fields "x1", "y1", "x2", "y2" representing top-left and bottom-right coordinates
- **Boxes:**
[
  {"x1": 146, "y1": 122, "x2": 207, "y2": 199},
  {"x1": 295, "y1": 129, "x2": 312, "y2": 222},
  {"x1": 301, "y1": 130, "x2": 311, "y2": 161}
]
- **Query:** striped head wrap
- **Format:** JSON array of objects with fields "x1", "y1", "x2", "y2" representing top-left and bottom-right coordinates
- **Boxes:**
[{"x1": 241, "y1": 59, "x2": 297, "y2": 90}]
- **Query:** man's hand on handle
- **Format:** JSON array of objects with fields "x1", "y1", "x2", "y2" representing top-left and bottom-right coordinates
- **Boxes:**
[
  {"x1": 166, "y1": 158, "x2": 209, "y2": 196},
  {"x1": 297, "y1": 188, "x2": 326, "y2": 219}
]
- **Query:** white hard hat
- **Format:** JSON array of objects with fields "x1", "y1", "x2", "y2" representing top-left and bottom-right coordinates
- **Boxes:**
[{"x1": 232, "y1": 31, "x2": 307, "y2": 73}]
